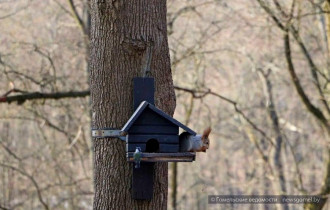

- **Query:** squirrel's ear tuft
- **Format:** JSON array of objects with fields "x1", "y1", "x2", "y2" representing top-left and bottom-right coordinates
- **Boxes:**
[{"x1": 202, "y1": 127, "x2": 211, "y2": 138}]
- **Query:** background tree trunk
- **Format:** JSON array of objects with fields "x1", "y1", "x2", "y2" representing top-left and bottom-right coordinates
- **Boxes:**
[
  {"x1": 258, "y1": 70, "x2": 288, "y2": 210},
  {"x1": 89, "y1": 0, "x2": 176, "y2": 209},
  {"x1": 324, "y1": 0, "x2": 330, "y2": 59}
]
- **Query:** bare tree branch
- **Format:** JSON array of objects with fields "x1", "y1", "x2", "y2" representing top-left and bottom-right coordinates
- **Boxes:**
[
  {"x1": 284, "y1": 31, "x2": 330, "y2": 133},
  {"x1": 285, "y1": 30, "x2": 330, "y2": 210},
  {"x1": 0, "y1": 90, "x2": 89, "y2": 104},
  {"x1": 243, "y1": 126, "x2": 274, "y2": 176},
  {"x1": 0, "y1": 163, "x2": 49, "y2": 210},
  {"x1": 289, "y1": 26, "x2": 330, "y2": 116},
  {"x1": 67, "y1": 0, "x2": 87, "y2": 35},
  {"x1": 0, "y1": 140, "x2": 22, "y2": 161},
  {"x1": 257, "y1": 0, "x2": 330, "y2": 116},
  {"x1": 0, "y1": 86, "x2": 274, "y2": 147},
  {"x1": 0, "y1": 4, "x2": 29, "y2": 20},
  {"x1": 256, "y1": 0, "x2": 286, "y2": 30},
  {"x1": 272, "y1": 0, "x2": 288, "y2": 18},
  {"x1": 282, "y1": 133, "x2": 306, "y2": 193},
  {"x1": 174, "y1": 86, "x2": 275, "y2": 146}
]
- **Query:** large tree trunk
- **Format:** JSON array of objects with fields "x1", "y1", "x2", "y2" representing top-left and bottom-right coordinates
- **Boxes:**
[{"x1": 89, "y1": 0, "x2": 176, "y2": 209}]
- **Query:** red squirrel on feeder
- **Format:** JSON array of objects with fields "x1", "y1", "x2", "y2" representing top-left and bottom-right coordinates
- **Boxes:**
[{"x1": 179, "y1": 127, "x2": 211, "y2": 152}]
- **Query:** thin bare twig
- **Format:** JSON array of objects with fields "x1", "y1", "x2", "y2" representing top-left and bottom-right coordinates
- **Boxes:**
[
  {"x1": 0, "y1": 5, "x2": 29, "y2": 20},
  {"x1": 67, "y1": 0, "x2": 87, "y2": 35},
  {"x1": 0, "y1": 140, "x2": 22, "y2": 161},
  {"x1": 256, "y1": 0, "x2": 330, "y2": 116},
  {"x1": 174, "y1": 86, "x2": 275, "y2": 146},
  {"x1": 284, "y1": 31, "x2": 330, "y2": 133},
  {"x1": 0, "y1": 163, "x2": 49, "y2": 210}
]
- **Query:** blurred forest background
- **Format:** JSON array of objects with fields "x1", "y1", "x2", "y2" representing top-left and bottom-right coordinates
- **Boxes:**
[{"x1": 0, "y1": 0, "x2": 329, "y2": 209}]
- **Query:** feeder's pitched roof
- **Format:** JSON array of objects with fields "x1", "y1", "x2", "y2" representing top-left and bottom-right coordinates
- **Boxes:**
[{"x1": 121, "y1": 101, "x2": 196, "y2": 135}]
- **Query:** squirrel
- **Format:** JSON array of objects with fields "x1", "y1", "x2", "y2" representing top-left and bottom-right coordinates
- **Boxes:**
[{"x1": 179, "y1": 127, "x2": 211, "y2": 152}]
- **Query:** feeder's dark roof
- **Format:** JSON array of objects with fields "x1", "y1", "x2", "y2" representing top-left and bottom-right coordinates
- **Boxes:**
[{"x1": 121, "y1": 101, "x2": 196, "y2": 135}]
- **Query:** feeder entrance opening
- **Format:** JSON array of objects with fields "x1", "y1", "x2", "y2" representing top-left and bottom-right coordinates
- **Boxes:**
[{"x1": 146, "y1": 139, "x2": 159, "y2": 153}]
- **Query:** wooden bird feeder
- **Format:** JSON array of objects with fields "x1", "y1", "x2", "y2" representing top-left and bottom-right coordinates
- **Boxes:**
[
  {"x1": 122, "y1": 77, "x2": 197, "y2": 200},
  {"x1": 122, "y1": 101, "x2": 196, "y2": 162}
]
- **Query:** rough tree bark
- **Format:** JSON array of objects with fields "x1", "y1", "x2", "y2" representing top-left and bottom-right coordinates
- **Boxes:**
[{"x1": 89, "y1": 0, "x2": 175, "y2": 209}]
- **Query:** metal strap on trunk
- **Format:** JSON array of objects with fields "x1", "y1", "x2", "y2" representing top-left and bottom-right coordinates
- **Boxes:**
[{"x1": 91, "y1": 129, "x2": 126, "y2": 141}]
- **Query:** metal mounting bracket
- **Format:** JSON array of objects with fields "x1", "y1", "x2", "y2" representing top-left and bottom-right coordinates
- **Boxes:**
[{"x1": 91, "y1": 129, "x2": 126, "y2": 141}]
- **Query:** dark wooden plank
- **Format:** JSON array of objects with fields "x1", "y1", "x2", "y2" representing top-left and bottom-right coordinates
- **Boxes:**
[
  {"x1": 122, "y1": 78, "x2": 196, "y2": 135},
  {"x1": 128, "y1": 152, "x2": 196, "y2": 157},
  {"x1": 132, "y1": 162, "x2": 154, "y2": 200},
  {"x1": 133, "y1": 108, "x2": 173, "y2": 125},
  {"x1": 147, "y1": 103, "x2": 197, "y2": 135},
  {"x1": 127, "y1": 152, "x2": 196, "y2": 162},
  {"x1": 122, "y1": 103, "x2": 175, "y2": 132},
  {"x1": 130, "y1": 158, "x2": 195, "y2": 162},
  {"x1": 127, "y1": 143, "x2": 179, "y2": 152},
  {"x1": 159, "y1": 144, "x2": 179, "y2": 152},
  {"x1": 129, "y1": 125, "x2": 178, "y2": 134},
  {"x1": 126, "y1": 143, "x2": 146, "y2": 152},
  {"x1": 122, "y1": 101, "x2": 196, "y2": 136},
  {"x1": 127, "y1": 134, "x2": 179, "y2": 144},
  {"x1": 133, "y1": 77, "x2": 154, "y2": 110},
  {"x1": 131, "y1": 78, "x2": 155, "y2": 200},
  {"x1": 121, "y1": 101, "x2": 149, "y2": 132}
]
